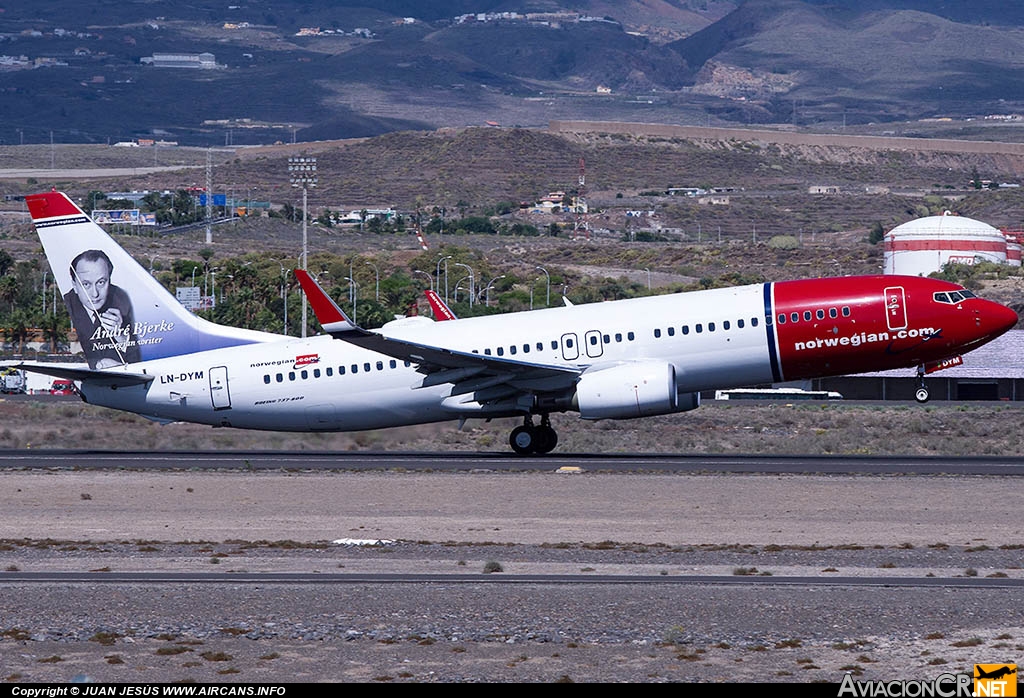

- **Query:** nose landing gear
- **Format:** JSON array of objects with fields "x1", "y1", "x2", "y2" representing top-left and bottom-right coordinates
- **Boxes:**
[
  {"x1": 915, "y1": 365, "x2": 929, "y2": 403},
  {"x1": 509, "y1": 414, "x2": 558, "y2": 455}
]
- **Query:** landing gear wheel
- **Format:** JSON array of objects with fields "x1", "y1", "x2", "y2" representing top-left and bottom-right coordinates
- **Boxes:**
[
  {"x1": 915, "y1": 387, "x2": 930, "y2": 403},
  {"x1": 534, "y1": 425, "x2": 558, "y2": 454},
  {"x1": 510, "y1": 425, "x2": 537, "y2": 455}
]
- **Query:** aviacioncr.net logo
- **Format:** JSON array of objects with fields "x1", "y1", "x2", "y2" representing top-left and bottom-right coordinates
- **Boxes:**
[{"x1": 838, "y1": 672, "x2": 973, "y2": 697}]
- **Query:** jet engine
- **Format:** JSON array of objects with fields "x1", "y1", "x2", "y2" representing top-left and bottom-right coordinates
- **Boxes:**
[{"x1": 573, "y1": 361, "x2": 700, "y2": 420}]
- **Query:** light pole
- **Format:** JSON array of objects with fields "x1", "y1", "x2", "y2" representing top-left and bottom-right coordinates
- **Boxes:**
[
  {"x1": 288, "y1": 156, "x2": 317, "y2": 337},
  {"x1": 481, "y1": 274, "x2": 505, "y2": 308},
  {"x1": 365, "y1": 261, "x2": 379, "y2": 302},
  {"x1": 344, "y1": 276, "x2": 357, "y2": 324},
  {"x1": 41, "y1": 271, "x2": 48, "y2": 315},
  {"x1": 149, "y1": 255, "x2": 159, "y2": 276},
  {"x1": 279, "y1": 263, "x2": 290, "y2": 336},
  {"x1": 191, "y1": 266, "x2": 198, "y2": 288},
  {"x1": 436, "y1": 255, "x2": 451, "y2": 305},
  {"x1": 453, "y1": 276, "x2": 468, "y2": 303},
  {"x1": 535, "y1": 265, "x2": 549, "y2": 307},
  {"x1": 412, "y1": 269, "x2": 433, "y2": 292},
  {"x1": 454, "y1": 262, "x2": 474, "y2": 308},
  {"x1": 644, "y1": 267, "x2": 651, "y2": 290}
]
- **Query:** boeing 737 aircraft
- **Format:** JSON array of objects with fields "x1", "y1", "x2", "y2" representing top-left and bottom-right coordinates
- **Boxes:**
[{"x1": 8, "y1": 190, "x2": 1018, "y2": 454}]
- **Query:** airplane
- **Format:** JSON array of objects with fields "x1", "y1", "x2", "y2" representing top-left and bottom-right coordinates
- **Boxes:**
[
  {"x1": 975, "y1": 666, "x2": 1017, "y2": 681},
  {"x1": 6, "y1": 190, "x2": 1018, "y2": 455}
]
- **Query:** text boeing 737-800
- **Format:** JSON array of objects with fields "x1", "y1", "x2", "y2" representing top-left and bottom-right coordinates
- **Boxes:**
[{"x1": 7, "y1": 190, "x2": 1018, "y2": 454}]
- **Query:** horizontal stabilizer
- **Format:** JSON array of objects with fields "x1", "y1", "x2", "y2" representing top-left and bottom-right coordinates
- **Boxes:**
[{"x1": 4, "y1": 361, "x2": 154, "y2": 388}]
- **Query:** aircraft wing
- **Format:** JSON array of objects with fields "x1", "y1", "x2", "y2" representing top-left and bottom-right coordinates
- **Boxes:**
[
  {"x1": 2, "y1": 361, "x2": 155, "y2": 388},
  {"x1": 295, "y1": 270, "x2": 581, "y2": 395}
]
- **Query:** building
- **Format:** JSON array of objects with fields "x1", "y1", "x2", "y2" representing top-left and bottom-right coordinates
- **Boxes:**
[
  {"x1": 142, "y1": 52, "x2": 218, "y2": 69},
  {"x1": 884, "y1": 213, "x2": 1010, "y2": 276}
]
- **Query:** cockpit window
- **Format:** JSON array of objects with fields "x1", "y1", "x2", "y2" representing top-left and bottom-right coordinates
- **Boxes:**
[{"x1": 934, "y1": 289, "x2": 977, "y2": 304}]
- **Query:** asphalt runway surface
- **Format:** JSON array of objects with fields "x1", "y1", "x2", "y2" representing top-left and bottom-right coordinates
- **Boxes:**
[{"x1": 1, "y1": 451, "x2": 1022, "y2": 683}]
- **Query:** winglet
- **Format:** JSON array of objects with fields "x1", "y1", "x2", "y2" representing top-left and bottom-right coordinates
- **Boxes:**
[
  {"x1": 293, "y1": 269, "x2": 359, "y2": 334},
  {"x1": 425, "y1": 289, "x2": 457, "y2": 321}
]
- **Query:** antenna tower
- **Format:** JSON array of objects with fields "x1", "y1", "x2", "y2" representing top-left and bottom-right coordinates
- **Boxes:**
[{"x1": 573, "y1": 156, "x2": 589, "y2": 240}]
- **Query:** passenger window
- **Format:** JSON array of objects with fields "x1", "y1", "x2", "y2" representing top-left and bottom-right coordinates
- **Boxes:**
[
  {"x1": 667, "y1": 327, "x2": 675, "y2": 336},
  {"x1": 351, "y1": 364, "x2": 358, "y2": 374},
  {"x1": 603, "y1": 334, "x2": 610, "y2": 343},
  {"x1": 565, "y1": 338, "x2": 574, "y2": 348},
  {"x1": 327, "y1": 367, "x2": 333, "y2": 377},
  {"x1": 404, "y1": 361, "x2": 411, "y2": 367},
  {"x1": 389, "y1": 360, "x2": 397, "y2": 369},
  {"x1": 842, "y1": 307, "x2": 851, "y2": 317},
  {"x1": 791, "y1": 312, "x2": 799, "y2": 323},
  {"x1": 264, "y1": 375, "x2": 271, "y2": 384},
  {"x1": 722, "y1": 321, "x2": 730, "y2": 331},
  {"x1": 536, "y1": 342, "x2": 543, "y2": 351},
  {"x1": 682, "y1": 325, "x2": 689, "y2": 335},
  {"x1": 829, "y1": 308, "x2": 838, "y2": 318},
  {"x1": 523, "y1": 344, "x2": 530, "y2": 353},
  {"x1": 708, "y1": 322, "x2": 716, "y2": 332},
  {"x1": 589, "y1": 335, "x2": 598, "y2": 345},
  {"x1": 816, "y1": 310, "x2": 824, "y2": 320},
  {"x1": 497, "y1": 347, "x2": 504, "y2": 356},
  {"x1": 551, "y1": 341, "x2": 558, "y2": 350},
  {"x1": 696, "y1": 324, "x2": 703, "y2": 333},
  {"x1": 364, "y1": 363, "x2": 371, "y2": 372},
  {"x1": 654, "y1": 328, "x2": 662, "y2": 338},
  {"x1": 627, "y1": 332, "x2": 635, "y2": 341},
  {"x1": 510, "y1": 346, "x2": 516, "y2": 355},
  {"x1": 803, "y1": 311, "x2": 812, "y2": 322},
  {"x1": 738, "y1": 319, "x2": 744, "y2": 328},
  {"x1": 376, "y1": 361, "x2": 383, "y2": 371},
  {"x1": 301, "y1": 370, "x2": 308, "y2": 380},
  {"x1": 339, "y1": 366, "x2": 346, "y2": 375},
  {"x1": 778, "y1": 314, "x2": 786, "y2": 324},
  {"x1": 484, "y1": 349, "x2": 492, "y2": 355},
  {"x1": 289, "y1": 371, "x2": 296, "y2": 381},
  {"x1": 313, "y1": 369, "x2": 321, "y2": 378},
  {"x1": 615, "y1": 333, "x2": 622, "y2": 342},
  {"x1": 275, "y1": 373, "x2": 283, "y2": 383}
]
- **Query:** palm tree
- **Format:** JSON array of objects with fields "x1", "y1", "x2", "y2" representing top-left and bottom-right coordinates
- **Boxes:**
[{"x1": 0, "y1": 274, "x2": 18, "y2": 313}]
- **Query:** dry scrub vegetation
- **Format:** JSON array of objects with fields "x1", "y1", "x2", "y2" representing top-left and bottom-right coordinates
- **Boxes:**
[{"x1": 2, "y1": 398, "x2": 1021, "y2": 456}]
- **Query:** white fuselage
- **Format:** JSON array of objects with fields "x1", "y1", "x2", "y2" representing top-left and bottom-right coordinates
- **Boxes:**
[{"x1": 85, "y1": 284, "x2": 774, "y2": 431}]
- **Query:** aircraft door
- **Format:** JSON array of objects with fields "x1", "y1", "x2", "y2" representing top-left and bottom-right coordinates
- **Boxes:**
[
  {"x1": 561, "y1": 332, "x2": 579, "y2": 361},
  {"x1": 584, "y1": 330, "x2": 604, "y2": 358},
  {"x1": 209, "y1": 365, "x2": 232, "y2": 410},
  {"x1": 884, "y1": 286, "x2": 908, "y2": 331}
]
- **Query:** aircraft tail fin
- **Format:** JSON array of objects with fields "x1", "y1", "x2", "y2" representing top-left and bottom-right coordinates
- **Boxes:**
[
  {"x1": 424, "y1": 289, "x2": 457, "y2": 321},
  {"x1": 26, "y1": 190, "x2": 279, "y2": 369}
]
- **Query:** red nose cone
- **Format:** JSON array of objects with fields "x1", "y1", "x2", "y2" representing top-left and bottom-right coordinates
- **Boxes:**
[{"x1": 986, "y1": 301, "x2": 1019, "y2": 338}]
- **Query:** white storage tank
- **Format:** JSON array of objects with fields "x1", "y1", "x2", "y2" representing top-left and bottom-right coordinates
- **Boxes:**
[
  {"x1": 884, "y1": 212, "x2": 1008, "y2": 276},
  {"x1": 1005, "y1": 233, "x2": 1022, "y2": 267}
]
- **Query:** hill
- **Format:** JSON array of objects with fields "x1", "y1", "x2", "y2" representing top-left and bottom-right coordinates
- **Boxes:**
[{"x1": 4, "y1": 1, "x2": 1024, "y2": 146}]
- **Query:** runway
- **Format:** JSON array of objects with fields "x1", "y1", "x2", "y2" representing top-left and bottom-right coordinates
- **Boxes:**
[
  {"x1": 2, "y1": 450, "x2": 1022, "y2": 682},
  {"x1": 3, "y1": 449, "x2": 1024, "y2": 475}
]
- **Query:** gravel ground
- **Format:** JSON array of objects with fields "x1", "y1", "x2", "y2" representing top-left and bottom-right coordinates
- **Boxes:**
[{"x1": 1, "y1": 470, "x2": 1022, "y2": 683}]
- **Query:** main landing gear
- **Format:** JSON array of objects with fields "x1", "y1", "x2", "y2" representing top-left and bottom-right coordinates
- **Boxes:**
[
  {"x1": 509, "y1": 414, "x2": 558, "y2": 455},
  {"x1": 915, "y1": 365, "x2": 930, "y2": 404}
]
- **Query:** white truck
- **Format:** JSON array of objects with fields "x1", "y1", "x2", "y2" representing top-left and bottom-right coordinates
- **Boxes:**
[{"x1": 0, "y1": 367, "x2": 26, "y2": 394}]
